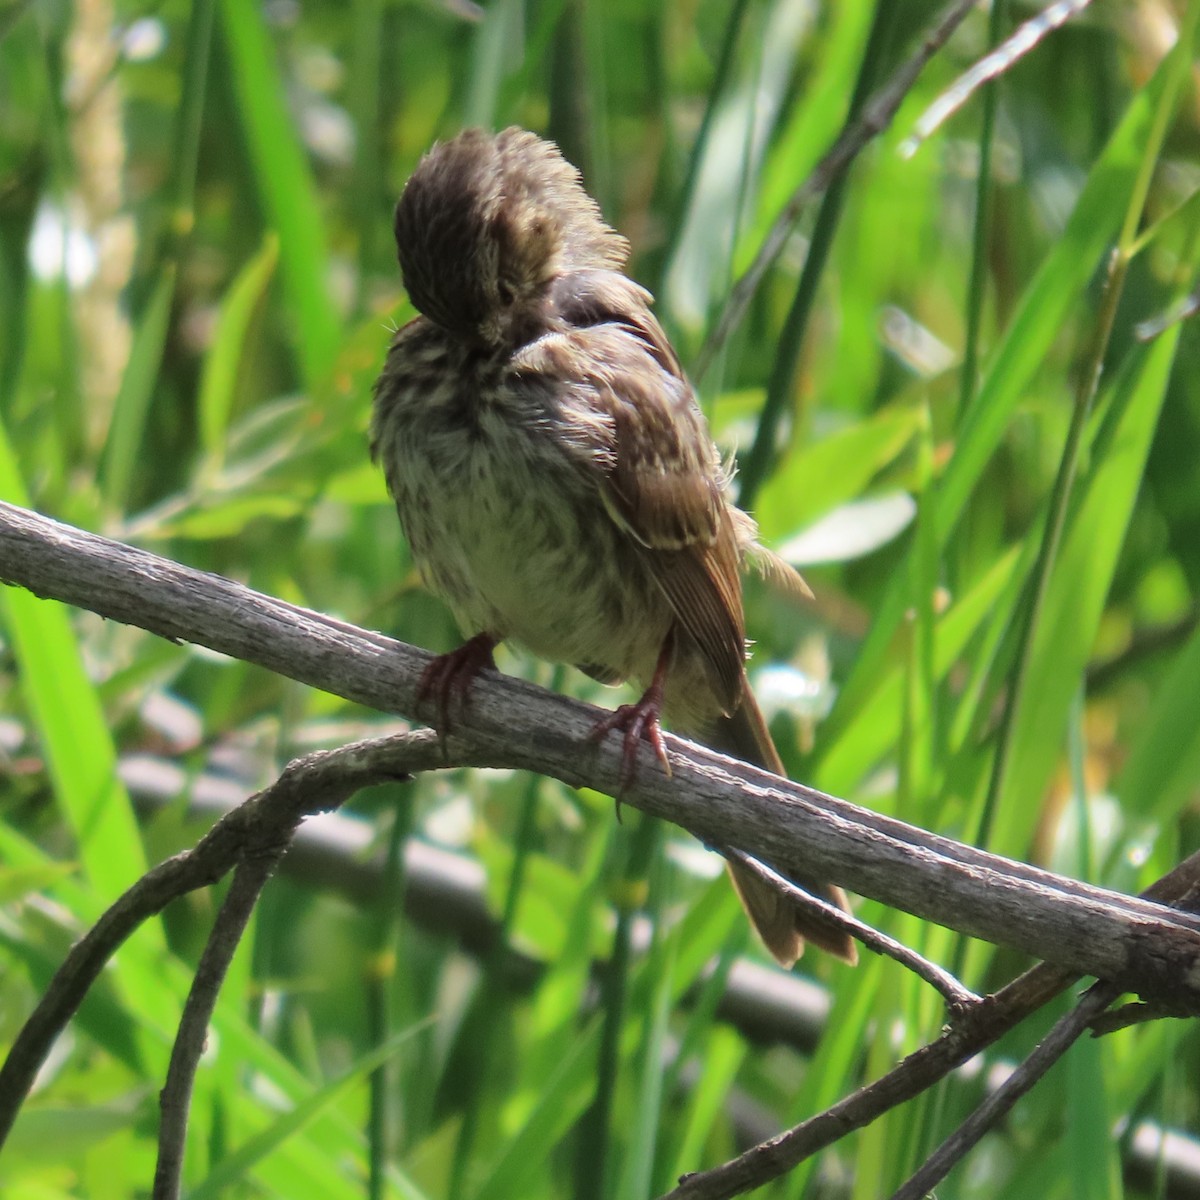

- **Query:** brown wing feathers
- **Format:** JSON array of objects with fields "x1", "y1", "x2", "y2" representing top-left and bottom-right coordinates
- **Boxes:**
[
  {"x1": 508, "y1": 235, "x2": 857, "y2": 965},
  {"x1": 537, "y1": 274, "x2": 750, "y2": 712}
]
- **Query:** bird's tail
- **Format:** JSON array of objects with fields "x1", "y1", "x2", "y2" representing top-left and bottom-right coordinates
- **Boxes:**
[{"x1": 708, "y1": 688, "x2": 858, "y2": 967}]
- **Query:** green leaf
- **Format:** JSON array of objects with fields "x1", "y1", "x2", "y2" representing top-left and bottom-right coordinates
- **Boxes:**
[
  {"x1": 993, "y1": 330, "x2": 1183, "y2": 856},
  {"x1": 0, "y1": 429, "x2": 154, "y2": 909},
  {"x1": 153, "y1": 493, "x2": 309, "y2": 540},
  {"x1": 815, "y1": 546, "x2": 1020, "y2": 799},
  {"x1": 1115, "y1": 617, "x2": 1200, "y2": 825},
  {"x1": 1065, "y1": 1033, "x2": 1123, "y2": 1200},
  {"x1": 100, "y1": 267, "x2": 176, "y2": 512},
  {"x1": 822, "y1": 51, "x2": 1174, "y2": 760},
  {"x1": 5, "y1": 1100, "x2": 145, "y2": 1160},
  {"x1": 754, "y1": 404, "x2": 921, "y2": 535},
  {"x1": 218, "y1": 0, "x2": 340, "y2": 389},
  {"x1": 188, "y1": 1024, "x2": 434, "y2": 1200},
  {"x1": 197, "y1": 233, "x2": 280, "y2": 464},
  {"x1": 665, "y1": 1026, "x2": 744, "y2": 1188},
  {"x1": 0, "y1": 862, "x2": 77, "y2": 906}
]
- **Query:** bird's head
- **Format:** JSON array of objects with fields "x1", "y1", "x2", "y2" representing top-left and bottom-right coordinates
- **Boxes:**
[{"x1": 393, "y1": 128, "x2": 628, "y2": 348}]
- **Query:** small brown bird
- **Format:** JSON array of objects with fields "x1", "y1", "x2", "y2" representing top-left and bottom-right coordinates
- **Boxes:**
[{"x1": 371, "y1": 127, "x2": 855, "y2": 966}]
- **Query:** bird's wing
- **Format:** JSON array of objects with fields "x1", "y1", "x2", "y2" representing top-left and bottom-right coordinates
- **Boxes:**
[{"x1": 514, "y1": 271, "x2": 746, "y2": 712}]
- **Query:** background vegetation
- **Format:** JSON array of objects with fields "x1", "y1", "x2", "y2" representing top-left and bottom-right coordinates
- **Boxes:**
[{"x1": 2, "y1": 0, "x2": 1199, "y2": 1196}]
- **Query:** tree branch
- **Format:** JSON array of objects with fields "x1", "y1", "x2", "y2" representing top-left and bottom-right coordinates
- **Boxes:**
[
  {"x1": 659, "y1": 961, "x2": 1080, "y2": 1200},
  {"x1": 117, "y1": 764, "x2": 1200, "y2": 1194},
  {"x1": 153, "y1": 856, "x2": 279, "y2": 1200},
  {"x1": 3, "y1": 500, "x2": 1200, "y2": 1008},
  {"x1": 0, "y1": 728, "x2": 455, "y2": 1149},
  {"x1": 662, "y1": 855, "x2": 1200, "y2": 1200},
  {"x1": 889, "y1": 979, "x2": 1120, "y2": 1200},
  {"x1": 723, "y1": 848, "x2": 979, "y2": 1012}
]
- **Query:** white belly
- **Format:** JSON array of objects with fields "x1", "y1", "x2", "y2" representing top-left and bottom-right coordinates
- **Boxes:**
[{"x1": 392, "y1": 402, "x2": 669, "y2": 680}]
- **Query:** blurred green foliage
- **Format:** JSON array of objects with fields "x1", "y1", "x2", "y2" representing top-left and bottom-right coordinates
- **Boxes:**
[{"x1": 1, "y1": 1, "x2": 1199, "y2": 1197}]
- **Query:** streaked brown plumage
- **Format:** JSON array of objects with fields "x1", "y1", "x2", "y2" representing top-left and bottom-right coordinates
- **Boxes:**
[{"x1": 371, "y1": 127, "x2": 856, "y2": 966}]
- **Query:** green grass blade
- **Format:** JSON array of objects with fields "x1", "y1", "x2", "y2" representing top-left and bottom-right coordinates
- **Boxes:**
[
  {"x1": 188, "y1": 1024, "x2": 434, "y2": 1200},
  {"x1": 754, "y1": 402, "x2": 920, "y2": 537},
  {"x1": 348, "y1": 0, "x2": 385, "y2": 316},
  {"x1": 822, "y1": 54, "x2": 1172, "y2": 757},
  {"x1": 1114, "y1": 617, "x2": 1200, "y2": 825},
  {"x1": 218, "y1": 0, "x2": 340, "y2": 389},
  {"x1": 197, "y1": 233, "x2": 279, "y2": 464},
  {"x1": 471, "y1": 1022, "x2": 600, "y2": 1200},
  {"x1": 1066, "y1": 1025, "x2": 1123, "y2": 1200},
  {"x1": 738, "y1": 1, "x2": 900, "y2": 507},
  {"x1": 99, "y1": 267, "x2": 175, "y2": 512},
  {"x1": 664, "y1": 1025, "x2": 745, "y2": 1189},
  {"x1": 814, "y1": 547, "x2": 1019, "y2": 798},
  {"x1": 465, "y1": 0, "x2": 523, "y2": 130},
  {"x1": 0, "y1": 431, "x2": 152, "y2": 905},
  {"x1": 614, "y1": 873, "x2": 676, "y2": 1200},
  {"x1": 991, "y1": 330, "x2": 1184, "y2": 855},
  {"x1": 782, "y1": 953, "x2": 881, "y2": 1199},
  {"x1": 165, "y1": 0, "x2": 217, "y2": 235}
]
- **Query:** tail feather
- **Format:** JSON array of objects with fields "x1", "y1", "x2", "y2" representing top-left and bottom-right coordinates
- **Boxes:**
[{"x1": 708, "y1": 688, "x2": 858, "y2": 967}]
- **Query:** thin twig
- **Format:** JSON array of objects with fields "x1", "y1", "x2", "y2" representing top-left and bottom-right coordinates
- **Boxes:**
[
  {"x1": 657, "y1": 962, "x2": 1078, "y2": 1200},
  {"x1": 0, "y1": 730, "x2": 454, "y2": 1150},
  {"x1": 153, "y1": 856, "x2": 281, "y2": 1200},
  {"x1": 662, "y1": 854, "x2": 1200, "y2": 1200},
  {"x1": 695, "y1": 0, "x2": 977, "y2": 376},
  {"x1": 723, "y1": 848, "x2": 979, "y2": 1013},
  {"x1": 889, "y1": 980, "x2": 1121, "y2": 1200},
  {"x1": 1089, "y1": 1000, "x2": 1196, "y2": 1037},
  {"x1": 900, "y1": 0, "x2": 1095, "y2": 158}
]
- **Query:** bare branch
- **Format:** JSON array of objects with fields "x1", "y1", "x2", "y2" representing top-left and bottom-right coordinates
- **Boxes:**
[
  {"x1": 3, "y1": 500, "x2": 1200, "y2": 1010},
  {"x1": 658, "y1": 962, "x2": 1080, "y2": 1200},
  {"x1": 723, "y1": 848, "x2": 979, "y2": 1013},
  {"x1": 1089, "y1": 1000, "x2": 1197, "y2": 1036},
  {"x1": 889, "y1": 980, "x2": 1121, "y2": 1200},
  {"x1": 696, "y1": 0, "x2": 977, "y2": 376},
  {"x1": 662, "y1": 856, "x2": 1200, "y2": 1199},
  {"x1": 0, "y1": 728, "x2": 455, "y2": 1149},
  {"x1": 900, "y1": 0, "x2": 1095, "y2": 158},
  {"x1": 153, "y1": 857, "x2": 279, "y2": 1200}
]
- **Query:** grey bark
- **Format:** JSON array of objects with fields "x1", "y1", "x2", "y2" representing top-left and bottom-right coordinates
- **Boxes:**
[{"x1": 2, "y1": 499, "x2": 1199, "y2": 1009}]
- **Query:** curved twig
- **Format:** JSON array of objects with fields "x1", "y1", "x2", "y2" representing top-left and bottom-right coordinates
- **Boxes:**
[
  {"x1": 153, "y1": 857, "x2": 280, "y2": 1200},
  {"x1": 2, "y1": 500, "x2": 1200, "y2": 1005},
  {"x1": 0, "y1": 730, "x2": 455, "y2": 1149},
  {"x1": 722, "y1": 847, "x2": 979, "y2": 1012},
  {"x1": 658, "y1": 962, "x2": 1078, "y2": 1200},
  {"x1": 889, "y1": 980, "x2": 1120, "y2": 1200}
]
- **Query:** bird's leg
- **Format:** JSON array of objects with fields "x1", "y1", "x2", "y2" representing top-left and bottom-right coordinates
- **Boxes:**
[
  {"x1": 417, "y1": 632, "x2": 499, "y2": 735},
  {"x1": 590, "y1": 631, "x2": 674, "y2": 799}
]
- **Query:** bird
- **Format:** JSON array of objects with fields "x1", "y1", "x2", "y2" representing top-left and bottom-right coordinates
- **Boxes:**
[{"x1": 370, "y1": 127, "x2": 856, "y2": 966}]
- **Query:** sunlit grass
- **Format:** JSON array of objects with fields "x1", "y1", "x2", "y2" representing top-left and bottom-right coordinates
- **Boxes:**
[{"x1": 1, "y1": 2, "x2": 1198, "y2": 1198}]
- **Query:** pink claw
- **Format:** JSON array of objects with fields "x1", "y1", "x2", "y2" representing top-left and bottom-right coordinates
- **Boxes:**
[{"x1": 417, "y1": 633, "x2": 499, "y2": 734}]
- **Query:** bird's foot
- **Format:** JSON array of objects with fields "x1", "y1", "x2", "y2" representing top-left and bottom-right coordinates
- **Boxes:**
[
  {"x1": 589, "y1": 679, "x2": 671, "y2": 811},
  {"x1": 418, "y1": 633, "x2": 499, "y2": 736}
]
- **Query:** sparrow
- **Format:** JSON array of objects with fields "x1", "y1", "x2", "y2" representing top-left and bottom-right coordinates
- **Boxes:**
[{"x1": 370, "y1": 127, "x2": 856, "y2": 966}]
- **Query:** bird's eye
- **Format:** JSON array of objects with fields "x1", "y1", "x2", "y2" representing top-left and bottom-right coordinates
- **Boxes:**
[{"x1": 497, "y1": 279, "x2": 516, "y2": 306}]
